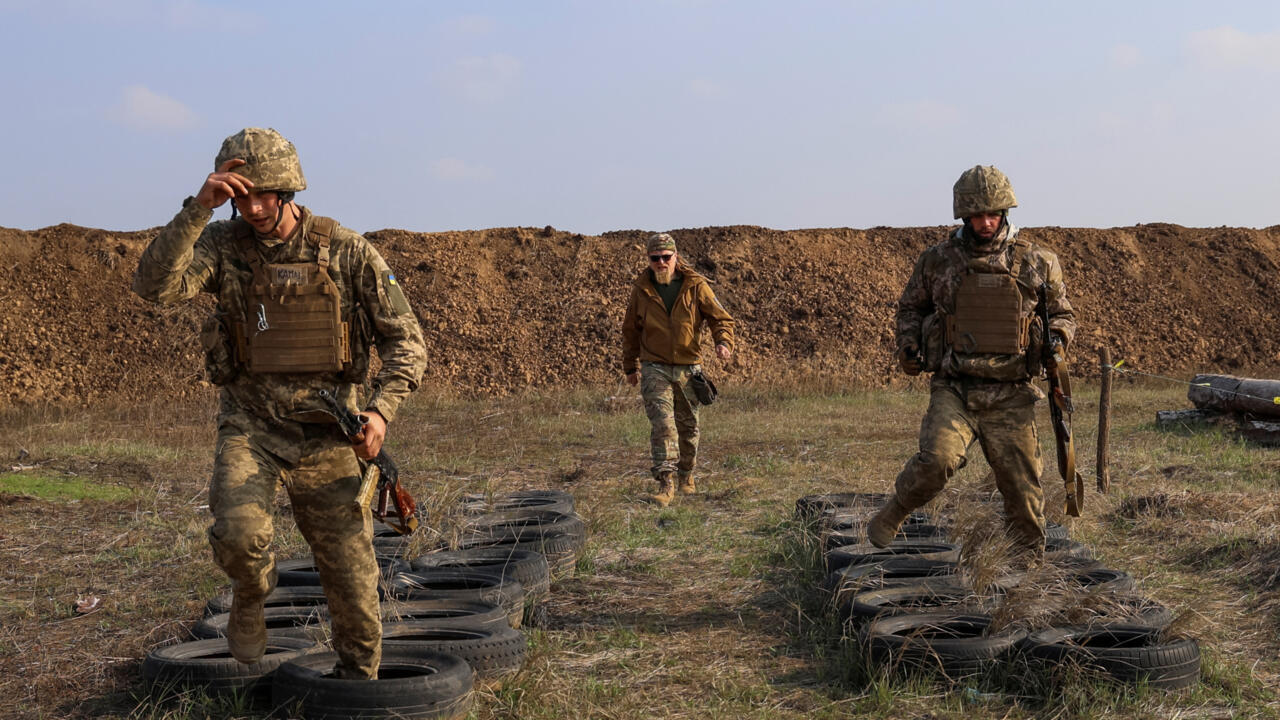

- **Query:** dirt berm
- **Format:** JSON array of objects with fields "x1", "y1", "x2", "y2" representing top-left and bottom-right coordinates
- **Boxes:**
[{"x1": 1, "y1": 222, "x2": 1277, "y2": 408}]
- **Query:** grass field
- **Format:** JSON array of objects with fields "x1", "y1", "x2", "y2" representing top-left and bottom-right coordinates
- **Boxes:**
[{"x1": 1, "y1": 379, "x2": 1278, "y2": 719}]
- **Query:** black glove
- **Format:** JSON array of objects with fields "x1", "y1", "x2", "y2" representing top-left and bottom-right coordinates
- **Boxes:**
[{"x1": 897, "y1": 345, "x2": 923, "y2": 376}]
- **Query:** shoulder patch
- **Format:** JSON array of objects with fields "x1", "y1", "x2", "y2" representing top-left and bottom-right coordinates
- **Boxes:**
[{"x1": 382, "y1": 270, "x2": 411, "y2": 316}]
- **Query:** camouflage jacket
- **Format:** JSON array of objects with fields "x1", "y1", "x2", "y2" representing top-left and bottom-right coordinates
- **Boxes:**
[
  {"x1": 622, "y1": 265, "x2": 735, "y2": 374},
  {"x1": 896, "y1": 225, "x2": 1076, "y2": 403},
  {"x1": 133, "y1": 200, "x2": 427, "y2": 435}
]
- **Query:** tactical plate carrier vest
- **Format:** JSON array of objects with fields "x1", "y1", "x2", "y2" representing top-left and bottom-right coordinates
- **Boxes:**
[
  {"x1": 941, "y1": 239, "x2": 1037, "y2": 381},
  {"x1": 946, "y1": 241, "x2": 1031, "y2": 355},
  {"x1": 231, "y1": 217, "x2": 353, "y2": 374}
]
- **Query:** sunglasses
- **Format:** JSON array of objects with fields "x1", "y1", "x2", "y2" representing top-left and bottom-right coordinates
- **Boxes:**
[{"x1": 649, "y1": 254, "x2": 675, "y2": 263}]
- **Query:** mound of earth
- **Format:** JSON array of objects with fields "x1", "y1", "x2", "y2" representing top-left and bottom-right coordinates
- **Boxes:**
[{"x1": 1, "y1": 221, "x2": 1278, "y2": 407}]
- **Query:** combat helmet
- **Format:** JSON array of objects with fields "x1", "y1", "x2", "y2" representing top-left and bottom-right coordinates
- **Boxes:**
[
  {"x1": 215, "y1": 128, "x2": 307, "y2": 193},
  {"x1": 952, "y1": 165, "x2": 1016, "y2": 219}
]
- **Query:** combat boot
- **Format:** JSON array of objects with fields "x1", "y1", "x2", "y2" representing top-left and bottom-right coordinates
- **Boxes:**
[
  {"x1": 867, "y1": 497, "x2": 911, "y2": 548},
  {"x1": 226, "y1": 564, "x2": 276, "y2": 664},
  {"x1": 648, "y1": 473, "x2": 676, "y2": 507},
  {"x1": 226, "y1": 592, "x2": 267, "y2": 664},
  {"x1": 676, "y1": 473, "x2": 696, "y2": 495}
]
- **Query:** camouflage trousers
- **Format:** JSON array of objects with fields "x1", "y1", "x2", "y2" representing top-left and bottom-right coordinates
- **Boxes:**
[
  {"x1": 209, "y1": 417, "x2": 381, "y2": 679},
  {"x1": 892, "y1": 385, "x2": 1046, "y2": 549},
  {"x1": 640, "y1": 362, "x2": 701, "y2": 481}
]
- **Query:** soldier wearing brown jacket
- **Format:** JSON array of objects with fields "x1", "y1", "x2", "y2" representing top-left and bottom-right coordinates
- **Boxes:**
[
  {"x1": 133, "y1": 128, "x2": 427, "y2": 679},
  {"x1": 622, "y1": 233, "x2": 735, "y2": 506},
  {"x1": 868, "y1": 166, "x2": 1076, "y2": 554}
]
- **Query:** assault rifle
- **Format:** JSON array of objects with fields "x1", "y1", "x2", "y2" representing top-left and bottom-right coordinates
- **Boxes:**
[
  {"x1": 1036, "y1": 283, "x2": 1085, "y2": 517},
  {"x1": 318, "y1": 389, "x2": 419, "y2": 535}
]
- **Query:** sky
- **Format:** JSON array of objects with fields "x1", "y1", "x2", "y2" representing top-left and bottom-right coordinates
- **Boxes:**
[{"x1": 2, "y1": 0, "x2": 1280, "y2": 235}]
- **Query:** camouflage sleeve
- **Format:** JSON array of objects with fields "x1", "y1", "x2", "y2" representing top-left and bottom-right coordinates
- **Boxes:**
[
  {"x1": 697, "y1": 282, "x2": 735, "y2": 350},
  {"x1": 353, "y1": 238, "x2": 427, "y2": 424},
  {"x1": 621, "y1": 284, "x2": 642, "y2": 374},
  {"x1": 1040, "y1": 251, "x2": 1077, "y2": 348},
  {"x1": 131, "y1": 200, "x2": 220, "y2": 304},
  {"x1": 894, "y1": 252, "x2": 933, "y2": 352}
]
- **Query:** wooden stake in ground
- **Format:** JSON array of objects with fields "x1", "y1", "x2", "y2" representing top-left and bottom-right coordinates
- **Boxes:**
[{"x1": 1097, "y1": 347, "x2": 1112, "y2": 494}]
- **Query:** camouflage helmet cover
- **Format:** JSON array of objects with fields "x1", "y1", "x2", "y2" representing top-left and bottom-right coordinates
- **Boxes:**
[
  {"x1": 952, "y1": 165, "x2": 1016, "y2": 219},
  {"x1": 215, "y1": 127, "x2": 307, "y2": 193}
]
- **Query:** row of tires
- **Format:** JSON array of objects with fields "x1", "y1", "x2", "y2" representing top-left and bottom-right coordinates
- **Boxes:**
[
  {"x1": 373, "y1": 490, "x2": 583, "y2": 577},
  {"x1": 793, "y1": 492, "x2": 1201, "y2": 691},
  {"x1": 144, "y1": 489, "x2": 584, "y2": 719}
]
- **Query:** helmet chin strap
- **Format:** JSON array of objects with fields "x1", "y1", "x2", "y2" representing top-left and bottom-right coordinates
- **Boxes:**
[{"x1": 267, "y1": 199, "x2": 286, "y2": 234}]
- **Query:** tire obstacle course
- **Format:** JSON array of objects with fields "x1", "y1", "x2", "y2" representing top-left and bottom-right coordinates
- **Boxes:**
[
  {"x1": 792, "y1": 492, "x2": 1201, "y2": 694},
  {"x1": 142, "y1": 489, "x2": 586, "y2": 718}
]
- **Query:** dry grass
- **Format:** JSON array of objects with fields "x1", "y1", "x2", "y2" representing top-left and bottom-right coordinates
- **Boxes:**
[{"x1": 1, "y1": 380, "x2": 1278, "y2": 718}]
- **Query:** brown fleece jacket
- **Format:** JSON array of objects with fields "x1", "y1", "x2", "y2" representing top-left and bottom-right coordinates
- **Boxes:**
[{"x1": 621, "y1": 265, "x2": 735, "y2": 374}]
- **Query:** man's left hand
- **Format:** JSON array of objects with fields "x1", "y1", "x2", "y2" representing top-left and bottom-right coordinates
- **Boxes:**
[
  {"x1": 715, "y1": 344, "x2": 732, "y2": 362},
  {"x1": 352, "y1": 410, "x2": 387, "y2": 460}
]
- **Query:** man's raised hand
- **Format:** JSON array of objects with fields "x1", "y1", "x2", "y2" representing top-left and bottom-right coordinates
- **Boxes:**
[{"x1": 195, "y1": 159, "x2": 254, "y2": 210}]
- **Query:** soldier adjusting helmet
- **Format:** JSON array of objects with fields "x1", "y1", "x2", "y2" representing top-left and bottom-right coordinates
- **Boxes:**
[
  {"x1": 952, "y1": 165, "x2": 1017, "y2": 219},
  {"x1": 215, "y1": 128, "x2": 307, "y2": 194}
]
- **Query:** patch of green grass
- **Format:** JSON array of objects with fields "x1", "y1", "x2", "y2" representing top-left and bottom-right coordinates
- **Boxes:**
[
  {"x1": 1194, "y1": 647, "x2": 1269, "y2": 708},
  {"x1": 0, "y1": 472, "x2": 134, "y2": 501},
  {"x1": 126, "y1": 682, "x2": 267, "y2": 720}
]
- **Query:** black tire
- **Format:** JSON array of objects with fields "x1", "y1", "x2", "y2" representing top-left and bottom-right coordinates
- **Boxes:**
[
  {"x1": 1046, "y1": 521, "x2": 1068, "y2": 540},
  {"x1": 462, "y1": 490, "x2": 576, "y2": 516},
  {"x1": 1022, "y1": 624, "x2": 1201, "y2": 689},
  {"x1": 277, "y1": 556, "x2": 411, "y2": 587},
  {"x1": 1048, "y1": 594, "x2": 1173, "y2": 629},
  {"x1": 389, "y1": 569, "x2": 526, "y2": 628},
  {"x1": 409, "y1": 548, "x2": 550, "y2": 602},
  {"x1": 795, "y1": 492, "x2": 889, "y2": 520},
  {"x1": 192, "y1": 605, "x2": 331, "y2": 641},
  {"x1": 990, "y1": 555, "x2": 1102, "y2": 592},
  {"x1": 1068, "y1": 567, "x2": 1136, "y2": 593},
  {"x1": 862, "y1": 612, "x2": 1027, "y2": 681},
  {"x1": 456, "y1": 531, "x2": 581, "y2": 578},
  {"x1": 821, "y1": 509, "x2": 933, "y2": 531},
  {"x1": 272, "y1": 649, "x2": 473, "y2": 720},
  {"x1": 1044, "y1": 537, "x2": 1093, "y2": 563},
  {"x1": 819, "y1": 505, "x2": 920, "y2": 522},
  {"x1": 824, "y1": 558, "x2": 960, "y2": 605},
  {"x1": 371, "y1": 524, "x2": 417, "y2": 558},
  {"x1": 845, "y1": 581, "x2": 990, "y2": 622},
  {"x1": 381, "y1": 622, "x2": 526, "y2": 683},
  {"x1": 143, "y1": 636, "x2": 319, "y2": 700},
  {"x1": 462, "y1": 510, "x2": 586, "y2": 544},
  {"x1": 379, "y1": 599, "x2": 510, "y2": 629},
  {"x1": 825, "y1": 541, "x2": 961, "y2": 573},
  {"x1": 205, "y1": 586, "x2": 330, "y2": 617},
  {"x1": 1045, "y1": 555, "x2": 1104, "y2": 572},
  {"x1": 823, "y1": 523, "x2": 947, "y2": 551}
]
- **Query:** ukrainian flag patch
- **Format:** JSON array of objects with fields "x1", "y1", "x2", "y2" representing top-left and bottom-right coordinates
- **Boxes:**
[{"x1": 381, "y1": 270, "x2": 411, "y2": 315}]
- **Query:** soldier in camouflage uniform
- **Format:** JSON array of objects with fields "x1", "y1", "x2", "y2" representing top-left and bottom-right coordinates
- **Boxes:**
[
  {"x1": 132, "y1": 128, "x2": 427, "y2": 679},
  {"x1": 867, "y1": 166, "x2": 1076, "y2": 554},
  {"x1": 622, "y1": 233, "x2": 735, "y2": 506}
]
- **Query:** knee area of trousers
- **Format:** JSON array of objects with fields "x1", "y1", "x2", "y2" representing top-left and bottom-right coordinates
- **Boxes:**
[
  {"x1": 913, "y1": 450, "x2": 964, "y2": 478},
  {"x1": 208, "y1": 515, "x2": 272, "y2": 556}
]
